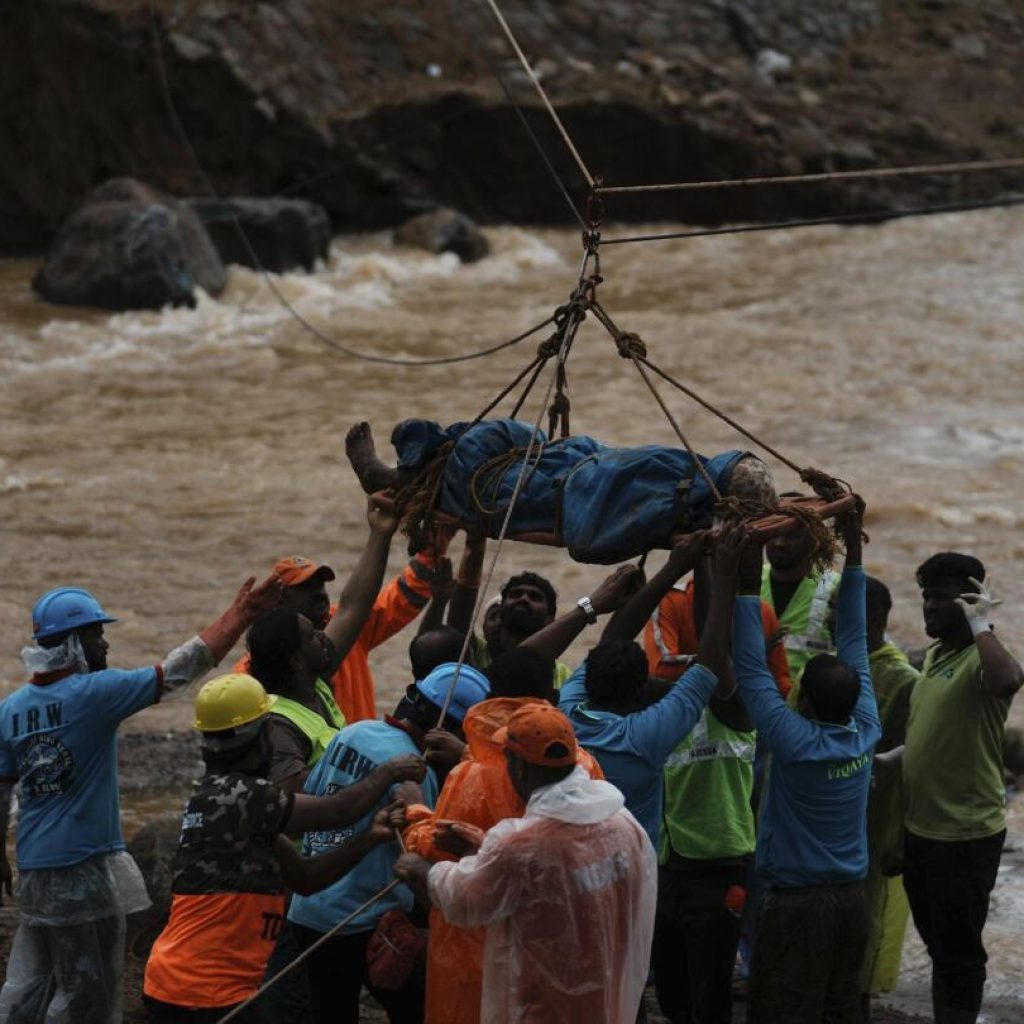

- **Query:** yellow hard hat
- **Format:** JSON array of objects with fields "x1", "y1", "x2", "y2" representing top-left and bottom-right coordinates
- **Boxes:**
[{"x1": 194, "y1": 673, "x2": 277, "y2": 733}]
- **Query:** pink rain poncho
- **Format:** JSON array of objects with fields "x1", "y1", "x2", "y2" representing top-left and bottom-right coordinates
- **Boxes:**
[{"x1": 427, "y1": 765, "x2": 657, "y2": 1024}]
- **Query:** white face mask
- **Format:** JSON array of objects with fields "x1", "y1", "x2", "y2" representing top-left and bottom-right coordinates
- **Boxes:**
[{"x1": 21, "y1": 632, "x2": 89, "y2": 675}]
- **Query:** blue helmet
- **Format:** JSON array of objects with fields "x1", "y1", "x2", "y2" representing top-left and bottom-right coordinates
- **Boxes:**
[
  {"x1": 31, "y1": 587, "x2": 117, "y2": 640},
  {"x1": 414, "y1": 662, "x2": 490, "y2": 723}
]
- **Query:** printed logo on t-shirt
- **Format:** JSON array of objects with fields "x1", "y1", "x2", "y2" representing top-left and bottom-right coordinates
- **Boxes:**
[
  {"x1": 17, "y1": 734, "x2": 74, "y2": 797},
  {"x1": 826, "y1": 751, "x2": 870, "y2": 781}
]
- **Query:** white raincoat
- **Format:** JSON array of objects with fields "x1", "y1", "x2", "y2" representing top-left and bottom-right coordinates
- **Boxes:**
[{"x1": 428, "y1": 765, "x2": 657, "y2": 1024}]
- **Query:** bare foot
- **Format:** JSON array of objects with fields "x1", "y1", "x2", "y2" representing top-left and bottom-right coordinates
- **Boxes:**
[{"x1": 345, "y1": 421, "x2": 403, "y2": 494}]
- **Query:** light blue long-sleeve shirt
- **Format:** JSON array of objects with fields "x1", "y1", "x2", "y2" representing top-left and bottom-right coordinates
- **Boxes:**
[
  {"x1": 734, "y1": 566, "x2": 880, "y2": 887},
  {"x1": 559, "y1": 661, "x2": 718, "y2": 847}
]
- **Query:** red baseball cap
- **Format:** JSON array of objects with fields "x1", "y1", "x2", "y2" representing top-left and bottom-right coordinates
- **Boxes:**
[
  {"x1": 272, "y1": 556, "x2": 336, "y2": 587},
  {"x1": 494, "y1": 703, "x2": 578, "y2": 768}
]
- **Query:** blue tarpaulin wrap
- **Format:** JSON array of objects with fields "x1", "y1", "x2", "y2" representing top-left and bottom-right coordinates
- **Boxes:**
[{"x1": 391, "y1": 418, "x2": 749, "y2": 564}]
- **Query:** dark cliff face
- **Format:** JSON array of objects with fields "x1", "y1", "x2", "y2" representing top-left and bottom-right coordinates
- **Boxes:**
[{"x1": 2, "y1": 0, "x2": 1023, "y2": 252}]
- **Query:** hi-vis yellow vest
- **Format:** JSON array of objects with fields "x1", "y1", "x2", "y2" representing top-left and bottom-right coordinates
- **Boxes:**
[
  {"x1": 271, "y1": 678, "x2": 346, "y2": 768},
  {"x1": 761, "y1": 564, "x2": 840, "y2": 705}
]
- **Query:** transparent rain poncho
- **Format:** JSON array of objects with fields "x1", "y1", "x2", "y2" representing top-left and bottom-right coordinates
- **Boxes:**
[
  {"x1": 427, "y1": 765, "x2": 657, "y2": 1024},
  {"x1": 0, "y1": 852, "x2": 150, "y2": 1024}
]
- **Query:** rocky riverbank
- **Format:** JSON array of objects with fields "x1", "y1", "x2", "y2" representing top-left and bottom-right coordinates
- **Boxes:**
[{"x1": 2, "y1": 0, "x2": 1023, "y2": 251}]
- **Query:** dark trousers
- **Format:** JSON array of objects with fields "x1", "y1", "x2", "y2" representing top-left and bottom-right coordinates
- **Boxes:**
[
  {"x1": 902, "y1": 829, "x2": 1005, "y2": 1014},
  {"x1": 651, "y1": 861, "x2": 747, "y2": 1024},
  {"x1": 748, "y1": 881, "x2": 868, "y2": 1024},
  {"x1": 252, "y1": 897, "x2": 312, "y2": 1024},
  {"x1": 143, "y1": 994, "x2": 272, "y2": 1024},
  {"x1": 291, "y1": 923, "x2": 424, "y2": 1024}
]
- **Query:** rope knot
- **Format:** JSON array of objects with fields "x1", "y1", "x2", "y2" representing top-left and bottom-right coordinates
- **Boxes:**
[
  {"x1": 536, "y1": 333, "x2": 563, "y2": 360},
  {"x1": 615, "y1": 331, "x2": 647, "y2": 360}
]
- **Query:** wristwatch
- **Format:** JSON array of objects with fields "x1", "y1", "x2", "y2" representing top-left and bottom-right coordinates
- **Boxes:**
[{"x1": 576, "y1": 596, "x2": 598, "y2": 624}]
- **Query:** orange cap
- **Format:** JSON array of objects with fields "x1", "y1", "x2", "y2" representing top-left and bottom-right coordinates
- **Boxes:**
[
  {"x1": 494, "y1": 703, "x2": 578, "y2": 768},
  {"x1": 272, "y1": 556, "x2": 336, "y2": 587}
]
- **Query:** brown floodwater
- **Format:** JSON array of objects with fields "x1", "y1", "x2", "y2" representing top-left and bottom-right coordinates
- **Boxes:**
[{"x1": 1, "y1": 213, "x2": 1023, "y2": 1011}]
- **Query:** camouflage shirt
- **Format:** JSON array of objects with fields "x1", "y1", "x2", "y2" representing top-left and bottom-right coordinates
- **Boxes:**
[{"x1": 171, "y1": 772, "x2": 293, "y2": 895}]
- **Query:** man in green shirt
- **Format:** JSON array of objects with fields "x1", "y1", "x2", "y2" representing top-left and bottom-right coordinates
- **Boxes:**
[
  {"x1": 902, "y1": 552, "x2": 1022, "y2": 1024},
  {"x1": 759, "y1": 501, "x2": 840, "y2": 703}
]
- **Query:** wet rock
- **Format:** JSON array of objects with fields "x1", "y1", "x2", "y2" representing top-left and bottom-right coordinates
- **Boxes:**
[
  {"x1": 188, "y1": 197, "x2": 332, "y2": 273},
  {"x1": 32, "y1": 178, "x2": 225, "y2": 311},
  {"x1": 394, "y1": 208, "x2": 489, "y2": 263},
  {"x1": 125, "y1": 814, "x2": 183, "y2": 959},
  {"x1": 951, "y1": 34, "x2": 988, "y2": 61}
]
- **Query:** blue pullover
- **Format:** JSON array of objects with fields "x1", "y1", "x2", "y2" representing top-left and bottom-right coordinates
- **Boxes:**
[
  {"x1": 559, "y1": 661, "x2": 717, "y2": 847},
  {"x1": 734, "y1": 566, "x2": 880, "y2": 887}
]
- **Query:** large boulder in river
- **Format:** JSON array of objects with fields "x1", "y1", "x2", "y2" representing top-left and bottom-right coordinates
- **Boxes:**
[
  {"x1": 188, "y1": 197, "x2": 332, "y2": 273},
  {"x1": 32, "y1": 178, "x2": 226, "y2": 311},
  {"x1": 394, "y1": 208, "x2": 490, "y2": 263}
]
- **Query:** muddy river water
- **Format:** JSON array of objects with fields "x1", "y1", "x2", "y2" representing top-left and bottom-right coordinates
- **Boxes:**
[{"x1": 1, "y1": 211, "x2": 1023, "y2": 1013}]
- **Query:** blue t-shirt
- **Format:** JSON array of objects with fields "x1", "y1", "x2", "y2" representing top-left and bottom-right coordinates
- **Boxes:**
[
  {"x1": 288, "y1": 719, "x2": 438, "y2": 936},
  {"x1": 734, "y1": 567, "x2": 881, "y2": 887},
  {"x1": 0, "y1": 667, "x2": 159, "y2": 869},
  {"x1": 559, "y1": 661, "x2": 717, "y2": 848}
]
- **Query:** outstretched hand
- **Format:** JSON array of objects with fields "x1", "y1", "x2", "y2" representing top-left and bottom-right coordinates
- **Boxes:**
[
  {"x1": 236, "y1": 573, "x2": 284, "y2": 618},
  {"x1": 590, "y1": 564, "x2": 645, "y2": 615},
  {"x1": 711, "y1": 521, "x2": 750, "y2": 583},
  {"x1": 956, "y1": 577, "x2": 1000, "y2": 633},
  {"x1": 367, "y1": 491, "x2": 400, "y2": 537},
  {"x1": 667, "y1": 529, "x2": 712, "y2": 577},
  {"x1": 835, "y1": 495, "x2": 866, "y2": 552}
]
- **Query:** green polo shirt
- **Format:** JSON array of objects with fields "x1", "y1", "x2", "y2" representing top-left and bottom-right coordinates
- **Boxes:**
[{"x1": 903, "y1": 642, "x2": 1011, "y2": 841}]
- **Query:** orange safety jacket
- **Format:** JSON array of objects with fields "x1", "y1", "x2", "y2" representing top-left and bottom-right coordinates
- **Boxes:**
[
  {"x1": 235, "y1": 554, "x2": 436, "y2": 723},
  {"x1": 403, "y1": 696, "x2": 604, "y2": 1024},
  {"x1": 643, "y1": 583, "x2": 792, "y2": 697}
]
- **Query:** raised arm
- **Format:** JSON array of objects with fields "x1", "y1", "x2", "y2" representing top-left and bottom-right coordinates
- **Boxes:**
[
  {"x1": 416, "y1": 558, "x2": 453, "y2": 636},
  {"x1": 602, "y1": 533, "x2": 710, "y2": 642},
  {"x1": 957, "y1": 578, "x2": 1024, "y2": 699},
  {"x1": 322, "y1": 493, "x2": 400, "y2": 675},
  {"x1": 285, "y1": 753, "x2": 426, "y2": 835},
  {"x1": 520, "y1": 565, "x2": 644, "y2": 663},
  {"x1": 834, "y1": 502, "x2": 878, "y2": 729},
  {"x1": 733, "y1": 535, "x2": 814, "y2": 755},
  {"x1": 160, "y1": 573, "x2": 284, "y2": 694},
  {"x1": 447, "y1": 532, "x2": 486, "y2": 636}
]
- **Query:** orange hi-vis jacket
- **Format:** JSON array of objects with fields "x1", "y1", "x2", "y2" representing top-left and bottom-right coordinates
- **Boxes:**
[
  {"x1": 235, "y1": 554, "x2": 436, "y2": 723},
  {"x1": 643, "y1": 583, "x2": 793, "y2": 697},
  {"x1": 403, "y1": 696, "x2": 605, "y2": 1024}
]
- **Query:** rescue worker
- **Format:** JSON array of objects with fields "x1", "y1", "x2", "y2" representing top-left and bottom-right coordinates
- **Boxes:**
[
  {"x1": 760, "y1": 495, "x2": 841, "y2": 702},
  {"x1": 235, "y1": 473, "x2": 443, "y2": 722},
  {"x1": 902, "y1": 553, "x2": 1022, "y2": 1024},
  {"x1": 399, "y1": 562, "x2": 642, "y2": 1024},
  {"x1": 0, "y1": 573, "x2": 281, "y2": 1024},
  {"x1": 858, "y1": 576, "x2": 918, "y2": 1018},
  {"x1": 733, "y1": 506, "x2": 880, "y2": 1024},
  {"x1": 632, "y1": 549, "x2": 789, "y2": 1024},
  {"x1": 395, "y1": 702, "x2": 658, "y2": 1024},
  {"x1": 284, "y1": 662, "x2": 490, "y2": 1023},
  {"x1": 555, "y1": 530, "x2": 740, "y2": 849},
  {"x1": 142, "y1": 674, "x2": 426, "y2": 1023},
  {"x1": 247, "y1": 608, "x2": 347, "y2": 791}
]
